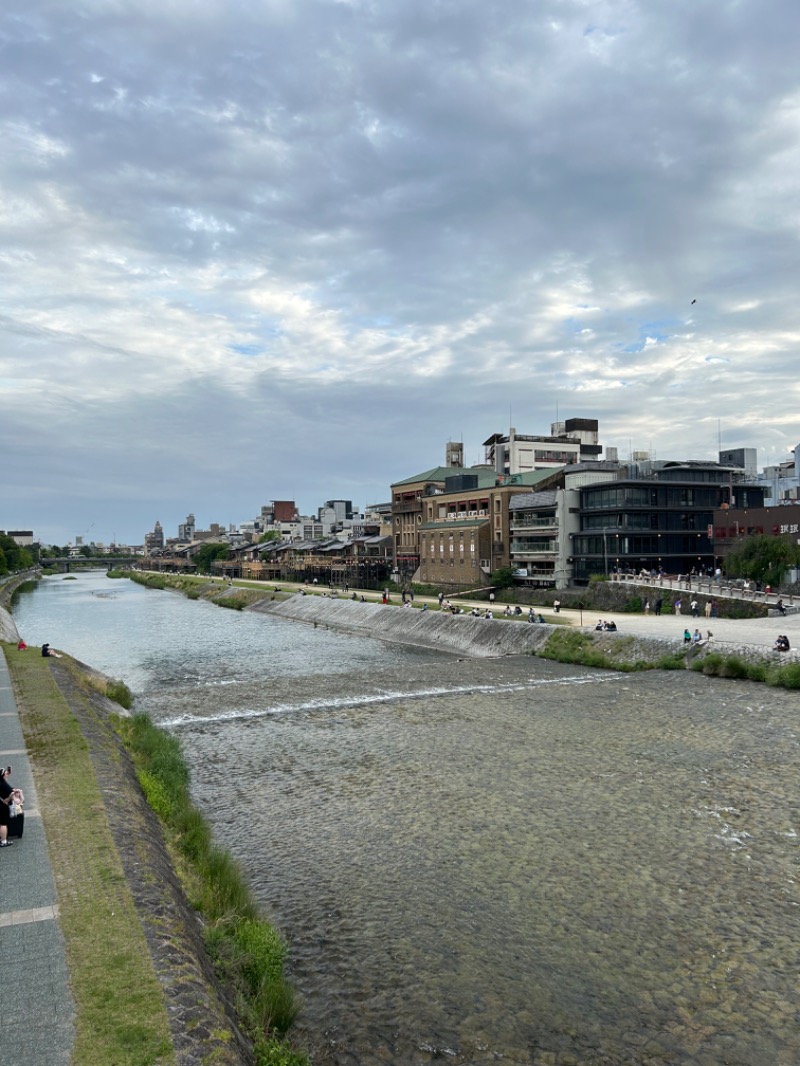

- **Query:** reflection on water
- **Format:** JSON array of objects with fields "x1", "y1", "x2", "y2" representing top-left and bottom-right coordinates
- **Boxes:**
[{"x1": 13, "y1": 572, "x2": 800, "y2": 1065}]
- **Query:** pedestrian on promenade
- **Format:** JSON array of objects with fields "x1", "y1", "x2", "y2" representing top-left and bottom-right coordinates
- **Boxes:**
[
  {"x1": 691, "y1": 599, "x2": 699, "y2": 617},
  {"x1": 644, "y1": 598, "x2": 650, "y2": 615},
  {"x1": 674, "y1": 599, "x2": 682, "y2": 615},
  {"x1": 704, "y1": 600, "x2": 712, "y2": 618},
  {"x1": 654, "y1": 597, "x2": 663, "y2": 616},
  {"x1": 0, "y1": 766, "x2": 23, "y2": 848}
]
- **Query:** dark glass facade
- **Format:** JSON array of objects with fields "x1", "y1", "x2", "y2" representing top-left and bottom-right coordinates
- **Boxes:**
[{"x1": 572, "y1": 477, "x2": 764, "y2": 581}]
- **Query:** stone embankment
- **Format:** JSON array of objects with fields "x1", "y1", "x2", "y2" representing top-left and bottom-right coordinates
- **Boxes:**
[{"x1": 252, "y1": 595, "x2": 555, "y2": 657}]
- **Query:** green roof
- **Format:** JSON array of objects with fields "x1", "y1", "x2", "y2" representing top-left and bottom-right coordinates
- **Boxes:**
[{"x1": 392, "y1": 466, "x2": 556, "y2": 490}]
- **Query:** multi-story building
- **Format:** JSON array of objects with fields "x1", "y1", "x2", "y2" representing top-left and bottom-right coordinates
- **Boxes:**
[
  {"x1": 414, "y1": 469, "x2": 556, "y2": 586},
  {"x1": 712, "y1": 502, "x2": 800, "y2": 568},
  {"x1": 757, "y1": 444, "x2": 800, "y2": 505},
  {"x1": 144, "y1": 521, "x2": 164, "y2": 555},
  {"x1": 482, "y1": 418, "x2": 601, "y2": 476},
  {"x1": 570, "y1": 460, "x2": 765, "y2": 581}
]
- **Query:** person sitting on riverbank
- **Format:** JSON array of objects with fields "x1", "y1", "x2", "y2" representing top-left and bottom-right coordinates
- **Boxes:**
[
  {"x1": 776, "y1": 598, "x2": 786, "y2": 616},
  {"x1": 604, "y1": 620, "x2": 617, "y2": 632},
  {"x1": 692, "y1": 628, "x2": 703, "y2": 644},
  {"x1": 683, "y1": 629, "x2": 692, "y2": 645},
  {"x1": 595, "y1": 619, "x2": 604, "y2": 631},
  {"x1": 41, "y1": 643, "x2": 62, "y2": 658},
  {"x1": 774, "y1": 635, "x2": 790, "y2": 652},
  {"x1": 17, "y1": 639, "x2": 27, "y2": 651}
]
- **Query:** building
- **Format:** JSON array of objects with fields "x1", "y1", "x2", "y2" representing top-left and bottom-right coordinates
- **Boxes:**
[
  {"x1": 570, "y1": 460, "x2": 765, "y2": 581},
  {"x1": 414, "y1": 469, "x2": 556, "y2": 586},
  {"x1": 177, "y1": 513, "x2": 196, "y2": 542},
  {"x1": 712, "y1": 501, "x2": 800, "y2": 566},
  {"x1": 144, "y1": 521, "x2": 164, "y2": 555},
  {"x1": 719, "y1": 448, "x2": 758, "y2": 480},
  {"x1": 482, "y1": 418, "x2": 601, "y2": 476},
  {"x1": 757, "y1": 444, "x2": 800, "y2": 505}
]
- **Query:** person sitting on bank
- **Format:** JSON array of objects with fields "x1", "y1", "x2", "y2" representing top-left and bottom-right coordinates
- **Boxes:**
[
  {"x1": 776, "y1": 598, "x2": 787, "y2": 616},
  {"x1": 683, "y1": 629, "x2": 692, "y2": 645},
  {"x1": 774, "y1": 634, "x2": 790, "y2": 652},
  {"x1": 692, "y1": 628, "x2": 703, "y2": 644},
  {"x1": 605, "y1": 620, "x2": 617, "y2": 632},
  {"x1": 17, "y1": 639, "x2": 27, "y2": 651},
  {"x1": 41, "y1": 643, "x2": 62, "y2": 658},
  {"x1": 595, "y1": 619, "x2": 604, "y2": 631}
]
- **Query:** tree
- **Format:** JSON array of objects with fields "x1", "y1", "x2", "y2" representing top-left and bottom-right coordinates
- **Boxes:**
[
  {"x1": 490, "y1": 565, "x2": 517, "y2": 589},
  {"x1": 725, "y1": 534, "x2": 800, "y2": 587},
  {"x1": 258, "y1": 530, "x2": 281, "y2": 544},
  {"x1": 0, "y1": 534, "x2": 32, "y2": 573},
  {"x1": 193, "y1": 542, "x2": 231, "y2": 573}
]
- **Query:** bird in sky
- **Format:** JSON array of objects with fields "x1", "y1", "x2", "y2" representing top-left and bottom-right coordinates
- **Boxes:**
[{"x1": 691, "y1": 299, "x2": 696, "y2": 304}]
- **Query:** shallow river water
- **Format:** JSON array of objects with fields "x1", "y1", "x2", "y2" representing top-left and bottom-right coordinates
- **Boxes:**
[{"x1": 12, "y1": 572, "x2": 800, "y2": 1066}]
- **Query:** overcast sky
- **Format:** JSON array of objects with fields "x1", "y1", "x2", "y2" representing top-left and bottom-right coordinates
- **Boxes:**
[{"x1": 2, "y1": 0, "x2": 799, "y2": 545}]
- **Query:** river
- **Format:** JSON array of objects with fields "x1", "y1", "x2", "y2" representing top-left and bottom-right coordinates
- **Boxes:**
[{"x1": 12, "y1": 571, "x2": 800, "y2": 1066}]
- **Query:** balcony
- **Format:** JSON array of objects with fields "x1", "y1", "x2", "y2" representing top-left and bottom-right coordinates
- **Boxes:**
[{"x1": 393, "y1": 502, "x2": 421, "y2": 515}]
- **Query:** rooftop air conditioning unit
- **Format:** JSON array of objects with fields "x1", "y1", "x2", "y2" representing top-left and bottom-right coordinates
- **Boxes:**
[
  {"x1": 447, "y1": 512, "x2": 457, "y2": 519},
  {"x1": 469, "y1": 511, "x2": 477, "y2": 517},
  {"x1": 478, "y1": 509, "x2": 486, "y2": 516}
]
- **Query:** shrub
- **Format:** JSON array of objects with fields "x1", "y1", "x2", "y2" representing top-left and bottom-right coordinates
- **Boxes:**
[{"x1": 106, "y1": 678, "x2": 133, "y2": 710}]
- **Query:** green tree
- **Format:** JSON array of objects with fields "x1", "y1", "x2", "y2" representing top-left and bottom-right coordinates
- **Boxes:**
[
  {"x1": 0, "y1": 547, "x2": 6, "y2": 576},
  {"x1": 490, "y1": 565, "x2": 517, "y2": 588},
  {"x1": 258, "y1": 530, "x2": 281, "y2": 544},
  {"x1": 193, "y1": 541, "x2": 231, "y2": 573},
  {"x1": 725, "y1": 534, "x2": 800, "y2": 587},
  {"x1": 0, "y1": 534, "x2": 32, "y2": 573}
]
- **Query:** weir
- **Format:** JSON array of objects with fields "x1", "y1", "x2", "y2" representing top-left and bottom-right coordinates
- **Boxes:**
[{"x1": 251, "y1": 596, "x2": 554, "y2": 657}]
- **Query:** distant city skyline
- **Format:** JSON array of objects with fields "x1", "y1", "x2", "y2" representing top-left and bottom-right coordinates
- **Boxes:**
[{"x1": 2, "y1": 2, "x2": 799, "y2": 545}]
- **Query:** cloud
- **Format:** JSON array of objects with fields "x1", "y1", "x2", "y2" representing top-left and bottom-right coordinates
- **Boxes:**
[{"x1": 1, "y1": 0, "x2": 799, "y2": 543}]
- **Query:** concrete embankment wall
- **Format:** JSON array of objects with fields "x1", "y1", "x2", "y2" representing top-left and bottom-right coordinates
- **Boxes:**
[{"x1": 251, "y1": 595, "x2": 554, "y2": 657}]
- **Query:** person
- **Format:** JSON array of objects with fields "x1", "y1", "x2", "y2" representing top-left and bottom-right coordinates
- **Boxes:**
[
  {"x1": 704, "y1": 600, "x2": 712, "y2": 618},
  {"x1": 674, "y1": 599, "x2": 682, "y2": 615},
  {"x1": 489, "y1": 591, "x2": 495, "y2": 605},
  {"x1": 776, "y1": 598, "x2": 786, "y2": 616},
  {"x1": 421, "y1": 603, "x2": 428, "y2": 611},
  {"x1": 0, "y1": 766, "x2": 23, "y2": 848},
  {"x1": 514, "y1": 605, "x2": 522, "y2": 616},
  {"x1": 41, "y1": 643, "x2": 62, "y2": 658},
  {"x1": 690, "y1": 599, "x2": 699, "y2": 617},
  {"x1": 710, "y1": 599, "x2": 719, "y2": 619},
  {"x1": 644, "y1": 598, "x2": 650, "y2": 615},
  {"x1": 351, "y1": 591, "x2": 357, "y2": 600},
  {"x1": 654, "y1": 597, "x2": 663, "y2": 616},
  {"x1": 538, "y1": 613, "x2": 545, "y2": 623},
  {"x1": 484, "y1": 609, "x2": 492, "y2": 619},
  {"x1": 683, "y1": 629, "x2": 692, "y2": 645},
  {"x1": 528, "y1": 608, "x2": 536, "y2": 623},
  {"x1": 17, "y1": 639, "x2": 27, "y2": 651},
  {"x1": 595, "y1": 619, "x2": 604, "y2": 631},
  {"x1": 504, "y1": 605, "x2": 512, "y2": 617},
  {"x1": 692, "y1": 628, "x2": 703, "y2": 644},
  {"x1": 438, "y1": 591, "x2": 444, "y2": 606},
  {"x1": 381, "y1": 593, "x2": 387, "y2": 605},
  {"x1": 774, "y1": 635, "x2": 789, "y2": 652},
  {"x1": 553, "y1": 599, "x2": 560, "y2": 613},
  {"x1": 605, "y1": 620, "x2": 617, "y2": 632}
]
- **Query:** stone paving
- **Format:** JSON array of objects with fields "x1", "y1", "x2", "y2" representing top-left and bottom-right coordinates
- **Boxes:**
[{"x1": 0, "y1": 651, "x2": 75, "y2": 1066}]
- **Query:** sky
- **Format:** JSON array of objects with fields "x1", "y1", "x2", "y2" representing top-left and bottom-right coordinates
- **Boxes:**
[{"x1": 2, "y1": 0, "x2": 800, "y2": 546}]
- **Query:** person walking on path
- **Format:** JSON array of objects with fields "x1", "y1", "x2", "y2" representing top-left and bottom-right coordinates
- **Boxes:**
[
  {"x1": 674, "y1": 599, "x2": 682, "y2": 615},
  {"x1": 691, "y1": 599, "x2": 699, "y2": 617},
  {"x1": 0, "y1": 765, "x2": 19, "y2": 847},
  {"x1": 654, "y1": 597, "x2": 663, "y2": 616}
]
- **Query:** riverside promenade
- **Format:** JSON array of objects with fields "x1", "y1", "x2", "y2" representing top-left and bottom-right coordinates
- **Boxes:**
[{"x1": 0, "y1": 650, "x2": 74, "y2": 1066}]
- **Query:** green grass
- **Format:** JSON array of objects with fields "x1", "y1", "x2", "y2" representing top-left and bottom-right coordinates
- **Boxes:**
[{"x1": 118, "y1": 711, "x2": 307, "y2": 1066}]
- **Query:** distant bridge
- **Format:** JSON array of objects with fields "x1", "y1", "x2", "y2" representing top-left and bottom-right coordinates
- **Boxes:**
[{"x1": 39, "y1": 557, "x2": 136, "y2": 573}]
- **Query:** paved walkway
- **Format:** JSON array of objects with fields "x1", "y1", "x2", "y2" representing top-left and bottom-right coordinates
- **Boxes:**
[{"x1": 0, "y1": 651, "x2": 74, "y2": 1066}]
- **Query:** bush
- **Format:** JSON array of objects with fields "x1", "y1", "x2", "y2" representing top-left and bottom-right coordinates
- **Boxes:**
[{"x1": 106, "y1": 678, "x2": 133, "y2": 710}]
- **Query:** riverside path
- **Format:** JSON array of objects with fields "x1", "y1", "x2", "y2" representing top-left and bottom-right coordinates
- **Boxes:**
[{"x1": 0, "y1": 649, "x2": 74, "y2": 1066}]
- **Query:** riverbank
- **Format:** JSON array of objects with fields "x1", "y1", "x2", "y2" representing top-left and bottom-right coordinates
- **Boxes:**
[
  {"x1": 124, "y1": 570, "x2": 800, "y2": 685},
  {"x1": 1, "y1": 641, "x2": 309, "y2": 1066}
]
